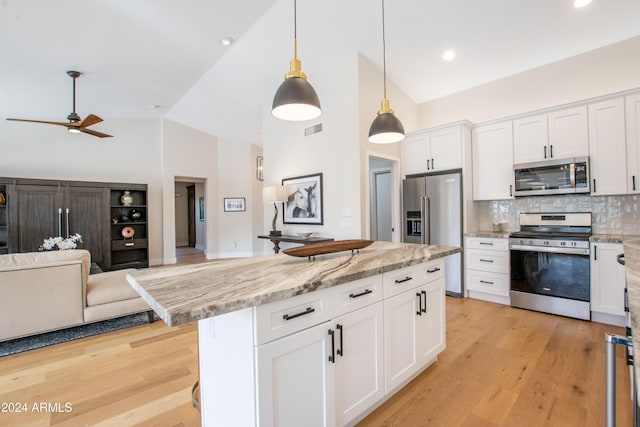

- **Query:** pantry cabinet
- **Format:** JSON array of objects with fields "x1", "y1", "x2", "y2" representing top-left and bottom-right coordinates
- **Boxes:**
[
  {"x1": 472, "y1": 121, "x2": 514, "y2": 200},
  {"x1": 588, "y1": 98, "x2": 627, "y2": 196}
]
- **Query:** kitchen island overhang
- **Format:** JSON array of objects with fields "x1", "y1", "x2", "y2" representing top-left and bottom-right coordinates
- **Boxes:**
[{"x1": 126, "y1": 241, "x2": 461, "y2": 327}]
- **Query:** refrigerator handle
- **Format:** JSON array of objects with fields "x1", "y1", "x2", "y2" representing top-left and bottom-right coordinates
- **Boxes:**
[
  {"x1": 420, "y1": 196, "x2": 426, "y2": 244},
  {"x1": 423, "y1": 196, "x2": 431, "y2": 245}
]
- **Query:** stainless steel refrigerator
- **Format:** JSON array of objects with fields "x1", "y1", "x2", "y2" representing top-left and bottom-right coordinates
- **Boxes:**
[{"x1": 402, "y1": 171, "x2": 463, "y2": 296}]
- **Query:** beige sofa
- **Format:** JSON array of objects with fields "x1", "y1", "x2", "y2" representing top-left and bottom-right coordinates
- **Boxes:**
[{"x1": 0, "y1": 249, "x2": 152, "y2": 342}]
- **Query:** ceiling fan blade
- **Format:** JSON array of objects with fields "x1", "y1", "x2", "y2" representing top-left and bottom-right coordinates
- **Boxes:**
[
  {"x1": 78, "y1": 127, "x2": 113, "y2": 138},
  {"x1": 79, "y1": 114, "x2": 103, "y2": 128},
  {"x1": 6, "y1": 118, "x2": 72, "y2": 127}
]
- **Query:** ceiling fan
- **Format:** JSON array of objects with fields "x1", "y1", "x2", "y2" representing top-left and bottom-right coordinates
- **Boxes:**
[{"x1": 6, "y1": 70, "x2": 113, "y2": 138}]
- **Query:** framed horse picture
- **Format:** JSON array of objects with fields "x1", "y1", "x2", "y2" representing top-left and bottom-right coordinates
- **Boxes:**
[{"x1": 282, "y1": 173, "x2": 323, "y2": 225}]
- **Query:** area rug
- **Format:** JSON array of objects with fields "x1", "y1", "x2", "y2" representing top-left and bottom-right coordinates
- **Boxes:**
[{"x1": 0, "y1": 312, "x2": 151, "y2": 357}]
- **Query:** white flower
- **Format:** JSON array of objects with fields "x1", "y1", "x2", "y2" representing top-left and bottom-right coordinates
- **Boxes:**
[{"x1": 38, "y1": 234, "x2": 83, "y2": 251}]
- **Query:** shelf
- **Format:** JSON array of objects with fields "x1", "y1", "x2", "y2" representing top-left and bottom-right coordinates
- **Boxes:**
[
  {"x1": 110, "y1": 205, "x2": 146, "y2": 209},
  {"x1": 111, "y1": 221, "x2": 147, "y2": 226}
]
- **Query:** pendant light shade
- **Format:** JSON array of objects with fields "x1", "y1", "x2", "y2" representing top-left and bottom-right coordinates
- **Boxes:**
[
  {"x1": 368, "y1": 0, "x2": 405, "y2": 144},
  {"x1": 272, "y1": 0, "x2": 321, "y2": 121}
]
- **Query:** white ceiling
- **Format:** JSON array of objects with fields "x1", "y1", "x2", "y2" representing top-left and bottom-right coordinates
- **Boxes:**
[{"x1": 2, "y1": 0, "x2": 640, "y2": 144}]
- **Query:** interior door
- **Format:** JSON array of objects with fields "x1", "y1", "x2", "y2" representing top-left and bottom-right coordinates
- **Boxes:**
[
  {"x1": 10, "y1": 184, "x2": 64, "y2": 252},
  {"x1": 372, "y1": 171, "x2": 392, "y2": 242},
  {"x1": 66, "y1": 185, "x2": 109, "y2": 269}
]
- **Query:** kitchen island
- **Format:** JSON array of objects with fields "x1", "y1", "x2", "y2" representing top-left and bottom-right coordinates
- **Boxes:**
[{"x1": 127, "y1": 241, "x2": 461, "y2": 426}]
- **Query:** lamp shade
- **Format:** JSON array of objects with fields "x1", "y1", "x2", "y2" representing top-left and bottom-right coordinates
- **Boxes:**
[
  {"x1": 263, "y1": 185, "x2": 290, "y2": 203},
  {"x1": 368, "y1": 111, "x2": 405, "y2": 144},
  {"x1": 272, "y1": 77, "x2": 321, "y2": 121}
]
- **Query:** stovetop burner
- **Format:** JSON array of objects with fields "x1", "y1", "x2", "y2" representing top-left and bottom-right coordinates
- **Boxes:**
[{"x1": 509, "y1": 230, "x2": 592, "y2": 241}]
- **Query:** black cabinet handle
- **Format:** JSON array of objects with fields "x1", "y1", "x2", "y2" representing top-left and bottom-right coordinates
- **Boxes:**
[
  {"x1": 550, "y1": 145, "x2": 553, "y2": 158},
  {"x1": 328, "y1": 329, "x2": 335, "y2": 363},
  {"x1": 416, "y1": 292, "x2": 422, "y2": 316},
  {"x1": 349, "y1": 289, "x2": 372, "y2": 299},
  {"x1": 427, "y1": 267, "x2": 441, "y2": 274},
  {"x1": 544, "y1": 146, "x2": 547, "y2": 159},
  {"x1": 510, "y1": 184, "x2": 513, "y2": 197},
  {"x1": 633, "y1": 176, "x2": 636, "y2": 192},
  {"x1": 594, "y1": 245, "x2": 598, "y2": 261},
  {"x1": 283, "y1": 307, "x2": 315, "y2": 321},
  {"x1": 617, "y1": 253, "x2": 625, "y2": 266},
  {"x1": 421, "y1": 290, "x2": 427, "y2": 313},
  {"x1": 432, "y1": 158, "x2": 434, "y2": 170},
  {"x1": 336, "y1": 324, "x2": 343, "y2": 357},
  {"x1": 480, "y1": 259, "x2": 494, "y2": 263},
  {"x1": 593, "y1": 178, "x2": 597, "y2": 193},
  {"x1": 479, "y1": 242, "x2": 494, "y2": 246},
  {"x1": 426, "y1": 159, "x2": 430, "y2": 170},
  {"x1": 480, "y1": 280, "x2": 494, "y2": 285},
  {"x1": 395, "y1": 276, "x2": 413, "y2": 284}
]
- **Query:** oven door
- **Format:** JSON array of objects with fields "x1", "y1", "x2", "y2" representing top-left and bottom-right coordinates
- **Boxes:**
[{"x1": 510, "y1": 245, "x2": 590, "y2": 301}]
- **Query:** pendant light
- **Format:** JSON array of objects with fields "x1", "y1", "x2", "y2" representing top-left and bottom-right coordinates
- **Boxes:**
[
  {"x1": 272, "y1": 0, "x2": 321, "y2": 121},
  {"x1": 368, "y1": 0, "x2": 405, "y2": 144}
]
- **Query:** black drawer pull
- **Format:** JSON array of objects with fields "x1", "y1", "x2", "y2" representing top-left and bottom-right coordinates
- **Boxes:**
[
  {"x1": 336, "y1": 324, "x2": 343, "y2": 357},
  {"x1": 416, "y1": 292, "x2": 422, "y2": 316},
  {"x1": 480, "y1": 280, "x2": 494, "y2": 285},
  {"x1": 427, "y1": 267, "x2": 441, "y2": 274},
  {"x1": 328, "y1": 329, "x2": 335, "y2": 363},
  {"x1": 125, "y1": 242, "x2": 135, "y2": 247},
  {"x1": 479, "y1": 242, "x2": 494, "y2": 246},
  {"x1": 349, "y1": 289, "x2": 373, "y2": 299},
  {"x1": 421, "y1": 290, "x2": 427, "y2": 313},
  {"x1": 395, "y1": 276, "x2": 413, "y2": 284},
  {"x1": 479, "y1": 259, "x2": 494, "y2": 263},
  {"x1": 283, "y1": 307, "x2": 315, "y2": 321}
]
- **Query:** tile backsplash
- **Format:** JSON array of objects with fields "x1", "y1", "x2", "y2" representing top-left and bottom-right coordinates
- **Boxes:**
[{"x1": 476, "y1": 194, "x2": 640, "y2": 235}]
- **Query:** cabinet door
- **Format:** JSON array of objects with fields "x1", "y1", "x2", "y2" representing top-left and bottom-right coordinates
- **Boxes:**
[
  {"x1": 589, "y1": 98, "x2": 627, "y2": 196},
  {"x1": 66, "y1": 186, "x2": 109, "y2": 268},
  {"x1": 383, "y1": 288, "x2": 420, "y2": 393},
  {"x1": 429, "y1": 126, "x2": 462, "y2": 172},
  {"x1": 9, "y1": 184, "x2": 64, "y2": 252},
  {"x1": 626, "y1": 93, "x2": 640, "y2": 194},
  {"x1": 416, "y1": 281, "x2": 445, "y2": 365},
  {"x1": 548, "y1": 106, "x2": 588, "y2": 159},
  {"x1": 513, "y1": 114, "x2": 548, "y2": 164},
  {"x1": 256, "y1": 321, "x2": 335, "y2": 427},
  {"x1": 334, "y1": 303, "x2": 384, "y2": 426},
  {"x1": 402, "y1": 131, "x2": 429, "y2": 175},
  {"x1": 472, "y1": 121, "x2": 514, "y2": 200},
  {"x1": 591, "y1": 243, "x2": 626, "y2": 316}
]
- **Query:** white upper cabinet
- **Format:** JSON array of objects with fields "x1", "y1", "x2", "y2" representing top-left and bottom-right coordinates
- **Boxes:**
[
  {"x1": 513, "y1": 114, "x2": 548, "y2": 164},
  {"x1": 513, "y1": 106, "x2": 588, "y2": 164},
  {"x1": 626, "y1": 93, "x2": 640, "y2": 193},
  {"x1": 403, "y1": 125, "x2": 462, "y2": 175},
  {"x1": 472, "y1": 121, "x2": 514, "y2": 200},
  {"x1": 588, "y1": 98, "x2": 627, "y2": 196}
]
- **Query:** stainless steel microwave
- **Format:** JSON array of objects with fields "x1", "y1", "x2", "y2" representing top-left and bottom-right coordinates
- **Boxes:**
[{"x1": 513, "y1": 157, "x2": 590, "y2": 196}]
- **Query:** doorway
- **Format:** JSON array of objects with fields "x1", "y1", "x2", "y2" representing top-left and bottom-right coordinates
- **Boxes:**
[
  {"x1": 174, "y1": 178, "x2": 206, "y2": 260},
  {"x1": 369, "y1": 157, "x2": 394, "y2": 242}
]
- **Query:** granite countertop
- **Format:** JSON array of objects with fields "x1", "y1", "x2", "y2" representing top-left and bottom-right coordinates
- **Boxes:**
[
  {"x1": 590, "y1": 234, "x2": 638, "y2": 244},
  {"x1": 623, "y1": 239, "x2": 640, "y2": 391},
  {"x1": 126, "y1": 241, "x2": 461, "y2": 327},
  {"x1": 465, "y1": 231, "x2": 511, "y2": 239}
]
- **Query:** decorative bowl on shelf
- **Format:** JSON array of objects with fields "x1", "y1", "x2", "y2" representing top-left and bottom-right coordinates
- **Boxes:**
[{"x1": 295, "y1": 232, "x2": 313, "y2": 239}]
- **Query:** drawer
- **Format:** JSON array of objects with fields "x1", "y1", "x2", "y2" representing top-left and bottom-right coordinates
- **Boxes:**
[
  {"x1": 466, "y1": 237, "x2": 508, "y2": 251},
  {"x1": 382, "y1": 260, "x2": 444, "y2": 298},
  {"x1": 466, "y1": 249, "x2": 508, "y2": 274},
  {"x1": 112, "y1": 239, "x2": 148, "y2": 251},
  {"x1": 253, "y1": 287, "x2": 332, "y2": 345},
  {"x1": 466, "y1": 270, "x2": 509, "y2": 297},
  {"x1": 331, "y1": 274, "x2": 383, "y2": 318}
]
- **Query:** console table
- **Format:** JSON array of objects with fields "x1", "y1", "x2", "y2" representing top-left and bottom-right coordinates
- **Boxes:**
[{"x1": 257, "y1": 234, "x2": 334, "y2": 254}]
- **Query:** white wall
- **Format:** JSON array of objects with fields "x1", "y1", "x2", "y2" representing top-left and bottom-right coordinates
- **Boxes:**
[{"x1": 418, "y1": 36, "x2": 640, "y2": 128}]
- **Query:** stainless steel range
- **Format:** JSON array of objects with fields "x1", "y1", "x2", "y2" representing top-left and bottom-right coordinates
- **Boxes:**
[{"x1": 509, "y1": 212, "x2": 592, "y2": 320}]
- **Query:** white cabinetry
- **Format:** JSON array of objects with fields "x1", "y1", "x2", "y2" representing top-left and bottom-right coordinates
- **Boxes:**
[
  {"x1": 472, "y1": 121, "x2": 514, "y2": 200},
  {"x1": 588, "y1": 98, "x2": 627, "y2": 196},
  {"x1": 590, "y1": 242, "x2": 626, "y2": 326},
  {"x1": 513, "y1": 107, "x2": 588, "y2": 164},
  {"x1": 383, "y1": 261, "x2": 445, "y2": 393},
  {"x1": 465, "y1": 237, "x2": 510, "y2": 305},
  {"x1": 198, "y1": 260, "x2": 448, "y2": 427},
  {"x1": 403, "y1": 125, "x2": 463, "y2": 175},
  {"x1": 626, "y1": 93, "x2": 640, "y2": 194}
]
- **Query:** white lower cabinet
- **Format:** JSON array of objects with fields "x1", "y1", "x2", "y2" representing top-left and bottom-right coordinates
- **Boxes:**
[
  {"x1": 590, "y1": 242, "x2": 626, "y2": 325},
  {"x1": 465, "y1": 237, "x2": 510, "y2": 305},
  {"x1": 198, "y1": 260, "x2": 447, "y2": 427}
]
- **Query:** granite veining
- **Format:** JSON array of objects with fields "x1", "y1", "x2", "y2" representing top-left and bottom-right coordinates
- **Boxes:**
[
  {"x1": 590, "y1": 234, "x2": 640, "y2": 244},
  {"x1": 624, "y1": 239, "x2": 640, "y2": 392},
  {"x1": 465, "y1": 231, "x2": 511, "y2": 239},
  {"x1": 126, "y1": 241, "x2": 461, "y2": 327}
]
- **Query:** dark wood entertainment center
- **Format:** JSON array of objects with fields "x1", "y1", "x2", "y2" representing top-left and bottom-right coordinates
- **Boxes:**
[{"x1": 0, "y1": 177, "x2": 148, "y2": 270}]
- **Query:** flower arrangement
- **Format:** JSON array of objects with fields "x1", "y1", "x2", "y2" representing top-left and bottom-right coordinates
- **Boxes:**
[{"x1": 39, "y1": 233, "x2": 83, "y2": 251}]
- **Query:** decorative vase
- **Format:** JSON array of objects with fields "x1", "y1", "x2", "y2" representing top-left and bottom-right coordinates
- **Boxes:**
[
  {"x1": 121, "y1": 191, "x2": 134, "y2": 206},
  {"x1": 130, "y1": 209, "x2": 142, "y2": 221}
]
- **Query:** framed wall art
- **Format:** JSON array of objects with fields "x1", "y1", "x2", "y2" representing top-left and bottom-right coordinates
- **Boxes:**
[
  {"x1": 199, "y1": 197, "x2": 205, "y2": 221},
  {"x1": 282, "y1": 173, "x2": 323, "y2": 225},
  {"x1": 224, "y1": 197, "x2": 246, "y2": 212}
]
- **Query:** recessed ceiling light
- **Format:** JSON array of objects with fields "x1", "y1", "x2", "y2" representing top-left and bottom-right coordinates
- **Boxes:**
[
  {"x1": 573, "y1": 0, "x2": 592, "y2": 8},
  {"x1": 443, "y1": 49, "x2": 456, "y2": 61},
  {"x1": 220, "y1": 37, "x2": 234, "y2": 46}
]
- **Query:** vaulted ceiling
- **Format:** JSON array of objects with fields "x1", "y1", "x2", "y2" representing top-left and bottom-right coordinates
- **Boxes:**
[{"x1": 2, "y1": 0, "x2": 639, "y2": 144}]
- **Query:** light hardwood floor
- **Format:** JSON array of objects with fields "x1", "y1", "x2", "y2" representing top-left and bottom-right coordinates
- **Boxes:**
[{"x1": 0, "y1": 254, "x2": 632, "y2": 426}]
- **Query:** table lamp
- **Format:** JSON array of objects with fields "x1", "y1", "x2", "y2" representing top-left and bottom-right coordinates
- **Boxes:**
[{"x1": 263, "y1": 185, "x2": 289, "y2": 236}]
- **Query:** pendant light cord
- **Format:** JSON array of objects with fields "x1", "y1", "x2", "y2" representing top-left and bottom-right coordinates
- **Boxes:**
[
  {"x1": 382, "y1": 0, "x2": 387, "y2": 99},
  {"x1": 293, "y1": 0, "x2": 298, "y2": 60}
]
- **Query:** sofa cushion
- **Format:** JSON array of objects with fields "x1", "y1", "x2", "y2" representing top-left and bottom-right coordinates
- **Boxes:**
[
  {"x1": 0, "y1": 249, "x2": 91, "y2": 285},
  {"x1": 86, "y1": 268, "x2": 139, "y2": 306}
]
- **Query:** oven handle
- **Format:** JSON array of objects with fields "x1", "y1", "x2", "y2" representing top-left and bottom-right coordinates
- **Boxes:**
[{"x1": 510, "y1": 244, "x2": 589, "y2": 256}]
